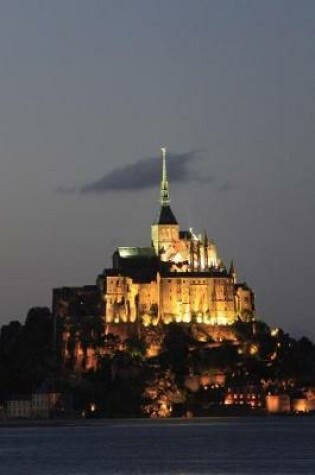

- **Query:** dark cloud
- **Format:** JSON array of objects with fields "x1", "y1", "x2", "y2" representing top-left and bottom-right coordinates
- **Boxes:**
[{"x1": 79, "y1": 151, "x2": 202, "y2": 193}]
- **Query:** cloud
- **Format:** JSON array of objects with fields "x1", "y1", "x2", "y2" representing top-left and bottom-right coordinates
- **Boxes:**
[{"x1": 79, "y1": 151, "x2": 202, "y2": 193}]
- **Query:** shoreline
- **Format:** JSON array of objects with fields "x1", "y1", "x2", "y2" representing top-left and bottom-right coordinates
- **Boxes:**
[{"x1": 0, "y1": 412, "x2": 313, "y2": 429}]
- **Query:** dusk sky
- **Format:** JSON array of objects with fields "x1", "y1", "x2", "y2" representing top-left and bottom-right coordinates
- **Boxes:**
[{"x1": 0, "y1": 1, "x2": 314, "y2": 339}]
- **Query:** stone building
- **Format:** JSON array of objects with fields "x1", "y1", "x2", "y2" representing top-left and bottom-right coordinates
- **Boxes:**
[
  {"x1": 53, "y1": 148, "x2": 255, "y2": 366},
  {"x1": 99, "y1": 148, "x2": 254, "y2": 333},
  {"x1": 52, "y1": 285, "x2": 102, "y2": 369}
]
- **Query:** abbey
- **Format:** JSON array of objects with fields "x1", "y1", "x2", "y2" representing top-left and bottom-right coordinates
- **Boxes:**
[
  {"x1": 100, "y1": 148, "x2": 254, "y2": 331},
  {"x1": 53, "y1": 149, "x2": 254, "y2": 367}
]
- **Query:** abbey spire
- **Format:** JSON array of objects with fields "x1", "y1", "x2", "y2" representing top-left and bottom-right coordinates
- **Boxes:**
[
  {"x1": 160, "y1": 147, "x2": 170, "y2": 205},
  {"x1": 156, "y1": 147, "x2": 177, "y2": 225},
  {"x1": 151, "y1": 147, "x2": 179, "y2": 253}
]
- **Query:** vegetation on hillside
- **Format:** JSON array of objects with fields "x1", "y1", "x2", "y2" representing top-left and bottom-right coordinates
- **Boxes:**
[{"x1": 0, "y1": 309, "x2": 315, "y2": 417}]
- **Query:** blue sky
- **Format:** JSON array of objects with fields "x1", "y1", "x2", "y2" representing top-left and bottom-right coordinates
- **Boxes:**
[{"x1": 0, "y1": 1, "x2": 314, "y2": 339}]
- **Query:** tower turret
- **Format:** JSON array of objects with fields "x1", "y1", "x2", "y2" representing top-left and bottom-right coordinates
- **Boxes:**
[
  {"x1": 151, "y1": 148, "x2": 179, "y2": 255},
  {"x1": 202, "y1": 230, "x2": 209, "y2": 270},
  {"x1": 229, "y1": 260, "x2": 237, "y2": 283}
]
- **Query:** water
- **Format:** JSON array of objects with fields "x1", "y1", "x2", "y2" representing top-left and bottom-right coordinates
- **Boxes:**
[{"x1": 0, "y1": 417, "x2": 314, "y2": 474}]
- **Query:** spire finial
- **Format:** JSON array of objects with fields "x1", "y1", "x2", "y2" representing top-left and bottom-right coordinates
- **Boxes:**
[{"x1": 160, "y1": 147, "x2": 170, "y2": 206}]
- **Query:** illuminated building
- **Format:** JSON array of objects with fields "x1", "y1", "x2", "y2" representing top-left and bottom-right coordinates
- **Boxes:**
[
  {"x1": 224, "y1": 386, "x2": 263, "y2": 409},
  {"x1": 53, "y1": 148, "x2": 255, "y2": 365},
  {"x1": 100, "y1": 148, "x2": 255, "y2": 333},
  {"x1": 265, "y1": 394, "x2": 291, "y2": 413}
]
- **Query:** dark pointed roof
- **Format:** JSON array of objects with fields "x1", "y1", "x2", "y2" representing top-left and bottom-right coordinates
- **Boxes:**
[
  {"x1": 229, "y1": 260, "x2": 235, "y2": 275},
  {"x1": 156, "y1": 205, "x2": 178, "y2": 225}
]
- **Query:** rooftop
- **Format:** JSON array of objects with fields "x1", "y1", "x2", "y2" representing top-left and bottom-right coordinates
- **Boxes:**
[{"x1": 156, "y1": 205, "x2": 178, "y2": 225}]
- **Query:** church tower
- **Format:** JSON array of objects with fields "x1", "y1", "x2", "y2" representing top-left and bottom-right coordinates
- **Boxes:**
[{"x1": 151, "y1": 148, "x2": 179, "y2": 258}]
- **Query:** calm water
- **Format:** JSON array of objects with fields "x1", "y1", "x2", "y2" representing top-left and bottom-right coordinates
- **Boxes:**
[{"x1": 0, "y1": 417, "x2": 314, "y2": 474}]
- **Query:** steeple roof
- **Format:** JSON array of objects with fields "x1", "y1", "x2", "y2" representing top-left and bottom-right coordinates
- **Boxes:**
[
  {"x1": 156, "y1": 147, "x2": 178, "y2": 225},
  {"x1": 157, "y1": 205, "x2": 178, "y2": 225}
]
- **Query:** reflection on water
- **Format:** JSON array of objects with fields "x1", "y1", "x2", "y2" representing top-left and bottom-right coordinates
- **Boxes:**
[{"x1": 0, "y1": 417, "x2": 314, "y2": 474}]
